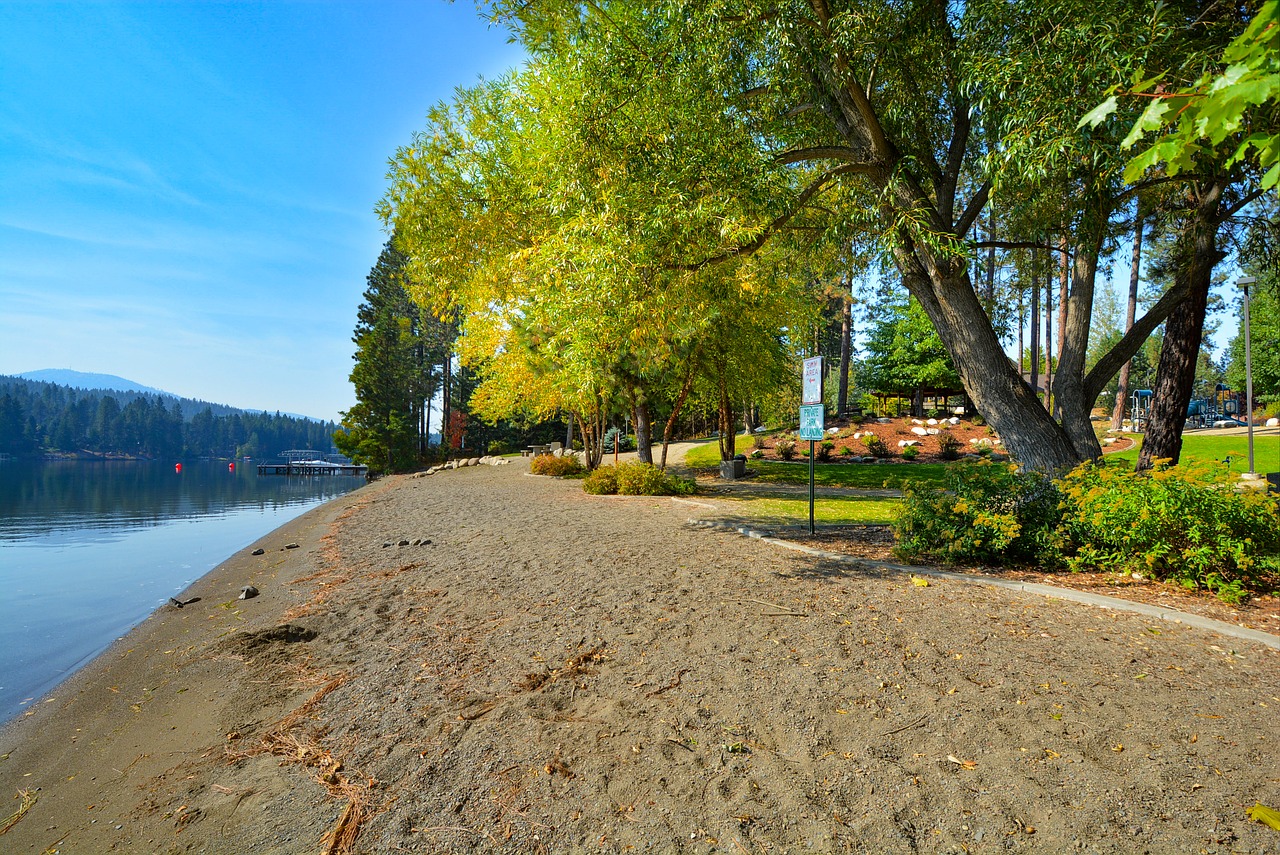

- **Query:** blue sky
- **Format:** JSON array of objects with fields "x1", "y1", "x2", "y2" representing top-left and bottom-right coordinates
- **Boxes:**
[{"x1": 0, "y1": 1, "x2": 523, "y2": 421}]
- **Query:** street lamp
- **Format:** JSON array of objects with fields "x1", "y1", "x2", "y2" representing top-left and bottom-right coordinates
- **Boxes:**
[{"x1": 1236, "y1": 275, "x2": 1257, "y2": 478}]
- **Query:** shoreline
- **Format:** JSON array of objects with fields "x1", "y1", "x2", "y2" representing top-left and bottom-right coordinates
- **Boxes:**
[
  {"x1": 0, "y1": 475, "x2": 367, "y2": 726},
  {"x1": 0, "y1": 479, "x2": 382, "y2": 852},
  {"x1": 2, "y1": 464, "x2": 1276, "y2": 854}
]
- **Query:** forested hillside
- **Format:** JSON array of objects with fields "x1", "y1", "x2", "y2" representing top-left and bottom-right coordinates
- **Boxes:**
[{"x1": 0, "y1": 376, "x2": 337, "y2": 459}]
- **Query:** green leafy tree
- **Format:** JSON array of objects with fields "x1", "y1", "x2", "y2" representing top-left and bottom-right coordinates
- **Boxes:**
[
  {"x1": 1227, "y1": 274, "x2": 1280, "y2": 405},
  {"x1": 1082, "y1": 1, "x2": 1280, "y2": 189},
  {"x1": 863, "y1": 297, "x2": 961, "y2": 401}
]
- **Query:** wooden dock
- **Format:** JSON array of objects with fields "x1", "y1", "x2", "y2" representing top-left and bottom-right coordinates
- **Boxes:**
[{"x1": 257, "y1": 462, "x2": 367, "y2": 477}]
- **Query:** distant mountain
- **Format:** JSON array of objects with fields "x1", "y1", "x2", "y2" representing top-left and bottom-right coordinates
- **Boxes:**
[{"x1": 17, "y1": 370, "x2": 169, "y2": 396}]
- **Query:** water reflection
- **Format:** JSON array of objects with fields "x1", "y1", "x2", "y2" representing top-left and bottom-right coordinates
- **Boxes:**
[
  {"x1": 0, "y1": 460, "x2": 364, "y2": 722},
  {"x1": 0, "y1": 460, "x2": 352, "y2": 542}
]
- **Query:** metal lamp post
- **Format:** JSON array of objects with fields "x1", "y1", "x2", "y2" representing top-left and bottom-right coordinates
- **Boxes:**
[{"x1": 1236, "y1": 275, "x2": 1257, "y2": 477}]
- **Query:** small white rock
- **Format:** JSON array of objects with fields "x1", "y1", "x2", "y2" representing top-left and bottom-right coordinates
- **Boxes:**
[
  {"x1": 926, "y1": 418, "x2": 938, "y2": 425},
  {"x1": 911, "y1": 426, "x2": 928, "y2": 436}
]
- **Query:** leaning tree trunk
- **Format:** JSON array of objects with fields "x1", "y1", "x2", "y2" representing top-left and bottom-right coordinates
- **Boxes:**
[
  {"x1": 894, "y1": 244, "x2": 1082, "y2": 473},
  {"x1": 659, "y1": 355, "x2": 697, "y2": 471},
  {"x1": 1137, "y1": 182, "x2": 1226, "y2": 471}
]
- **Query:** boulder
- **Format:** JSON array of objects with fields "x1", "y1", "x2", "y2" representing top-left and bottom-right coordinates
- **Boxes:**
[
  {"x1": 926, "y1": 418, "x2": 938, "y2": 425},
  {"x1": 926, "y1": 428, "x2": 940, "y2": 435},
  {"x1": 948, "y1": 417, "x2": 960, "y2": 425},
  {"x1": 910, "y1": 426, "x2": 928, "y2": 436},
  {"x1": 1268, "y1": 417, "x2": 1280, "y2": 427}
]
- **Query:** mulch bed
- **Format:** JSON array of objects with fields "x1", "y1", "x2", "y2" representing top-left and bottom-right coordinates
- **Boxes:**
[{"x1": 745, "y1": 416, "x2": 1136, "y2": 463}]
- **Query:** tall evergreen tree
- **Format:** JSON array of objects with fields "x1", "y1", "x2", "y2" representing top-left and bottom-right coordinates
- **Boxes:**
[{"x1": 336, "y1": 241, "x2": 455, "y2": 473}]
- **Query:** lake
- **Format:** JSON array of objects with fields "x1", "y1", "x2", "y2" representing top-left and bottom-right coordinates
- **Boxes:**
[{"x1": 0, "y1": 460, "x2": 365, "y2": 723}]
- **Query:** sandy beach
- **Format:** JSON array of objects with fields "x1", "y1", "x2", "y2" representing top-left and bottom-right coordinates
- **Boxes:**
[{"x1": 1, "y1": 459, "x2": 1277, "y2": 854}]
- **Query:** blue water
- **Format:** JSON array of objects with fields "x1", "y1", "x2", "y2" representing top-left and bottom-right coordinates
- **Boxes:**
[{"x1": 0, "y1": 460, "x2": 364, "y2": 723}]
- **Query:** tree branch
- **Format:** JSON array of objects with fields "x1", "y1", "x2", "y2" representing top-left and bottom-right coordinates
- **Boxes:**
[
  {"x1": 773, "y1": 146, "x2": 872, "y2": 165},
  {"x1": 675, "y1": 164, "x2": 865, "y2": 271},
  {"x1": 1082, "y1": 279, "x2": 1191, "y2": 404},
  {"x1": 955, "y1": 181, "x2": 990, "y2": 237}
]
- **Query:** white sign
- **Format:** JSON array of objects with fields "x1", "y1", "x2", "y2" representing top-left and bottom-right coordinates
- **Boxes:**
[
  {"x1": 799, "y1": 404, "x2": 825, "y2": 440},
  {"x1": 802, "y1": 356, "x2": 823, "y2": 404}
]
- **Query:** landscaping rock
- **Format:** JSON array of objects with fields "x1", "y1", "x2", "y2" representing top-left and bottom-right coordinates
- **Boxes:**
[
  {"x1": 910, "y1": 426, "x2": 928, "y2": 436},
  {"x1": 1268, "y1": 417, "x2": 1279, "y2": 427},
  {"x1": 926, "y1": 428, "x2": 940, "y2": 435}
]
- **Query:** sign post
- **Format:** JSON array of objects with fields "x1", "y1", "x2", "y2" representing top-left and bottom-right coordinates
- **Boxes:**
[{"x1": 800, "y1": 357, "x2": 824, "y2": 534}]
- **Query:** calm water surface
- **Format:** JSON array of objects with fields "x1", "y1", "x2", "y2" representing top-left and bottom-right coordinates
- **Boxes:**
[{"x1": 0, "y1": 460, "x2": 364, "y2": 723}]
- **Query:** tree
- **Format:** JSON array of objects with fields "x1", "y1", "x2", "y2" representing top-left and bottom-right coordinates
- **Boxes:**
[
  {"x1": 336, "y1": 241, "x2": 453, "y2": 474},
  {"x1": 473, "y1": 0, "x2": 1258, "y2": 472},
  {"x1": 1082, "y1": 1, "x2": 1280, "y2": 190},
  {"x1": 862, "y1": 296, "x2": 962, "y2": 407},
  {"x1": 1227, "y1": 272, "x2": 1280, "y2": 405}
]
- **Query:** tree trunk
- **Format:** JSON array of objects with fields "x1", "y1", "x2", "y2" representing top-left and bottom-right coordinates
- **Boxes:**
[
  {"x1": 717, "y1": 374, "x2": 736, "y2": 461},
  {"x1": 633, "y1": 395, "x2": 653, "y2": 464},
  {"x1": 1045, "y1": 260, "x2": 1054, "y2": 412},
  {"x1": 1029, "y1": 267, "x2": 1040, "y2": 397},
  {"x1": 837, "y1": 293, "x2": 851, "y2": 415},
  {"x1": 659, "y1": 356, "x2": 697, "y2": 470},
  {"x1": 1050, "y1": 198, "x2": 1109, "y2": 462},
  {"x1": 440, "y1": 350, "x2": 452, "y2": 454},
  {"x1": 1112, "y1": 202, "x2": 1144, "y2": 430},
  {"x1": 1137, "y1": 182, "x2": 1226, "y2": 471},
  {"x1": 894, "y1": 247, "x2": 1081, "y2": 473}
]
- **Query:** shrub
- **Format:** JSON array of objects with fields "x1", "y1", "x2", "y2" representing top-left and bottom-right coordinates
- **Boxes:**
[
  {"x1": 937, "y1": 432, "x2": 962, "y2": 460},
  {"x1": 1056, "y1": 460, "x2": 1280, "y2": 603},
  {"x1": 583, "y1": 465, "x2": 619, "y2": 495},
  {"x1": 613, "y1": 461, "x2": 695, "y2": 496},
  {"x1": 776, "y1": 438, "x2": 797, "y2": 460},
  {"x1": 901, "y1": 445, "x2": 919, "y2": 460},
  {"x1": 750, "y1": 449, "x2": 764, "y2": 459},
  {"x1": 893, "y1": 462, "x2": 1062, "y2": 565},
  {"x1": 817, "y1": 440, "x2": 835, "y2": 462},
  {"x1": 530, "y1": 453, "x2": 585, "y2": 477},
  {"x1": 487, "y1": 440, "x2": 515, "y2": 456},
  {"x1": 602, "y1": 427, "x2": 635, "y2": 454},
  {"x1": 752, "y1": 433, "x2": 767, "y2": 449},
  {"x1": 840, "y1": 445, "x2": 856, "y2": 456},
  {"x1": 861, "y1": 433, "x2": 889, "y2": 458},
  {"x1": 971, "y1": 414, "x2": 986, "y2": 426}
]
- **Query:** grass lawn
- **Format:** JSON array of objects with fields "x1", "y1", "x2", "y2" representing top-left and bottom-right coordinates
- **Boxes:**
[
  {"x1": 714, "y1": 494, "x2": 899, "y2": 526},
  {"x1": 683, "y1": 439, "x2": 949, "y2": 488},
  {"x1": 1109, "y1": 432, "x2": 1280, "y2": 476}
]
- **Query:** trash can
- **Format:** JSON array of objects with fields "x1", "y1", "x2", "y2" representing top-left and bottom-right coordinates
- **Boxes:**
[{"x1": 720, "y1": 456, "x2": 746, "y2": 480}]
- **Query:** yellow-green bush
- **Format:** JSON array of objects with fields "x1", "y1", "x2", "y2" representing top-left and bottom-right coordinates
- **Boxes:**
[
  {"x1": 581, "y1": 461, "x2": 695, "y2": 496},
  {"x1": 529, "y1": 453, "x2": 585, "y2": 477},
  {"x1": 1057, "y1": 459, "x2": 1280, "y2": 603},
  {"x1": 892, "y1": 462, "x2": 1061, "y2": 565}
]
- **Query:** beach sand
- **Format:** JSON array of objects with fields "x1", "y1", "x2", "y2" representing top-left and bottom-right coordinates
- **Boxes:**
[{"x1": 1, "y1": 460, "x2": 1277, "y2": 854}]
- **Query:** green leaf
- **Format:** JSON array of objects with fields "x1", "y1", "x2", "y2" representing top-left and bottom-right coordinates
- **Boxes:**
[
  {"x1": 1077, "y1": 96, "x2": 1119, "y2": 130},
  {"x1": 1121, "y1": 98, "x2": 1173, "y2": 149}
]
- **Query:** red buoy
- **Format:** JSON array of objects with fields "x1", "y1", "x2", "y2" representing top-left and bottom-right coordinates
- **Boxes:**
[
  {"x1": 175, "y1": 463, "x2": 183, "y2": 473},
  {"x1": 229, "y1": 462, "x2": 235, "y2": 471}
]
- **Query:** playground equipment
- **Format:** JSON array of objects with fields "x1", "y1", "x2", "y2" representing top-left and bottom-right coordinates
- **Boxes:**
[
  {"x1": 1121, "y1": 384, "x2": 1253, "y2": 433},
  {"x1": 1185, "y1": 383, "x2": 1248, "y2": 429},
  {"x1": 1129, "y1": 389, "x2": 1153, "y2": 432}
]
